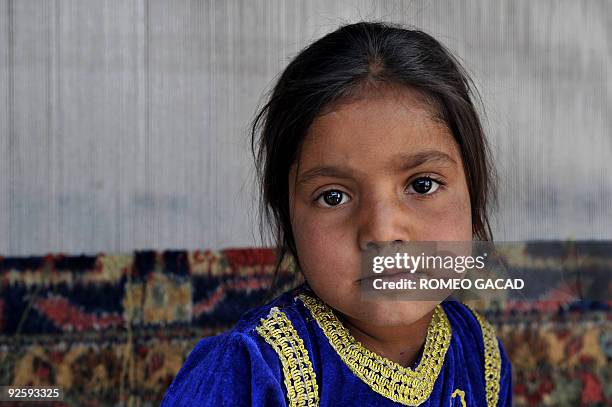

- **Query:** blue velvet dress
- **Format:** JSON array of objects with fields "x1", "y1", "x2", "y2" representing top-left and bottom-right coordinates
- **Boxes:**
[{"x1": 161, "y1": 282, "x2": 512, "y2": 406}]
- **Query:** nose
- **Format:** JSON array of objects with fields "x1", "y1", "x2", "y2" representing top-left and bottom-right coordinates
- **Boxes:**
[
  {"x1": 361, "y1": 239, "x2": 403, "y2": 252},
  {"x1": 358, "y1": 196, "x2": 412, "y2": 251}
]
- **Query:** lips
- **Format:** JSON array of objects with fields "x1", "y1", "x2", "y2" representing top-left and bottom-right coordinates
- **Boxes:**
[
  {"x1": 359, "y1": 268, "x2": 427, "y2": 283},
  {"x1": 381, "y1": 268, "x2": 416, "y2": 277}
]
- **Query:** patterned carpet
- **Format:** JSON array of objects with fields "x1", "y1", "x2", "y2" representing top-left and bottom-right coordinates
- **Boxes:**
[{"x1": 0, "y1": 243, "x2": 610, "y2": 406}]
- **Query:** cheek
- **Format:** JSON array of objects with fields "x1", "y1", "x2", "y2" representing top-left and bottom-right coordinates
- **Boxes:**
[
  {"x1": 419, "y1": 186, "x2": 472, "y2": 241},
  {"x1": 292, "y1": 209, "x2": 358, "y2": 289}
]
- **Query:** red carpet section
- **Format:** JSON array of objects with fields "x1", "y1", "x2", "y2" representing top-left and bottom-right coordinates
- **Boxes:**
[{"x1": 0, "y1": 245, "x2": 610, "y2": 406}]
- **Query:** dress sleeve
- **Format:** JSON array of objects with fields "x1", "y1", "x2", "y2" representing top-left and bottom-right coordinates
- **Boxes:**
[
  {"x1": 497, "y1": 337, "x2": 513, "y2": 406},
  {"x1": 160, "y1": 331, "x2": 287, "y2": 407}
]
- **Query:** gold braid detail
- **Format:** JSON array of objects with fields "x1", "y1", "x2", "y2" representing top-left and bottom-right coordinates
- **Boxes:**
[
  {"x1": 298, "y1": 294, "x2": 451, "y2": 406},
  {"x1": 451, "y1": 388, "x2": 467, "y2": 407},
  {"x1": 256, "y1": 307, "x2": 319, "y2": 407},
  {"x1": 465, "y1": 305, "x2": 501, "y2": 407}
]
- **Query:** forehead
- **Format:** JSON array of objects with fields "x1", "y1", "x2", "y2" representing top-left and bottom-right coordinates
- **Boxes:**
[{"x1": 295, "y1": 86, "x2": 458, "y2": 173}]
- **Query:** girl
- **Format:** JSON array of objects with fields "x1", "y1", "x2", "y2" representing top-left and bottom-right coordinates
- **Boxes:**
[{"x1": 162, "y1": 21, "x2": 512, "y2": 406}]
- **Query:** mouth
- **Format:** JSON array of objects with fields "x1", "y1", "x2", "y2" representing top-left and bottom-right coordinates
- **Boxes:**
[{"x1": 357, "y1": 268, "x2": 428, "y2": 283}]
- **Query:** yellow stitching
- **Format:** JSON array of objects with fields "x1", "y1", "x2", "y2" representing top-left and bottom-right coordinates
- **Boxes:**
[
  {"x1": 298, "y1": 294, "x2": 451, "y2": 406},
  {"x1": 256, "y1": 307, "x2": 319, "y2": 407},
  {"x1": 451, "y1": 388, "x2": 467, "y2": 407},
  {"x1": 465, "y1": 305, "x2": 501, "y2": 407}
]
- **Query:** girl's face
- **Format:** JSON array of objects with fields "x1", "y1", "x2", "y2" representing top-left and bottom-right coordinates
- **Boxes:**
[{"x1": 288, "y1": 85, "x2": 473, "y2": 327}]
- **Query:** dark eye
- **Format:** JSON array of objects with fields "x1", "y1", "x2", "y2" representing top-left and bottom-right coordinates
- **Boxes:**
[
  {"x1": 407, "y1": 177, "x2": 441, "y2": 195},
  {"x1": 315, "y1": 190, "x2": 350, "y2": 208}
]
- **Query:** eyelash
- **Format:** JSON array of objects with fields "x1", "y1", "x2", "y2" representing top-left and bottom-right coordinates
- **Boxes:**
[
  {"x1": 313, "y1": 175, "x2": 446, "y2": 208},
  {"x1": 407, "y1": 176, "x2": 446, "y2": 200}
]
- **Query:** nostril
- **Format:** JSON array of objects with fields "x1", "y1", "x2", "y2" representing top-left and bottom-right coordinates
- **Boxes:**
[
  {"x1": 365, "y1": 242, "x2": 378, "y2": 250},
  {"x1": 362, "y1": 240, "x2": 404, "y2": 251}
]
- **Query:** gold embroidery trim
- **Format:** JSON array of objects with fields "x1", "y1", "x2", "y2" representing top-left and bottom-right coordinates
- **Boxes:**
[
  {"x1": 298, "y1": 294, "x2": 451, "y2": 406},
  {"x1": 465, "y1": 305, "x2": 501, "y2": 407},
  {"x1": 256, "y1": 307, "x2": 319, "y2": 407},
  {"x1": 451, "y1": 388, "x2": 467, "y2": 407}
]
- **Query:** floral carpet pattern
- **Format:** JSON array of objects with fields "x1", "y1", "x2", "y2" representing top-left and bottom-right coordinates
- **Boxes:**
[{"x1": 0, "y1": 243, "x2": 610, "y2": 406}]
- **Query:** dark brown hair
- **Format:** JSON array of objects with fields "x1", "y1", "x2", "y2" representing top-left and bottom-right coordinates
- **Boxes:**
[{"x1": 250, "y1": 21, "x2": 498, "y2": 298}]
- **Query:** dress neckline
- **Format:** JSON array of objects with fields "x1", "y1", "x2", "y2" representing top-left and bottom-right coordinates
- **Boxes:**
[{"x1": 297, "y1": 293, "x2": 452, "y2": 406}]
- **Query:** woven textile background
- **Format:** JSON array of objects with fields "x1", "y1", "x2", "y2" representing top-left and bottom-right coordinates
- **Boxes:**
[{"x1": 1, "y1": 244, "x2": 611, "y2": 406}]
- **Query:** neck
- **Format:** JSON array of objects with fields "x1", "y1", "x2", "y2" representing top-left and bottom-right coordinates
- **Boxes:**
[{"x1": 336, "y1": 308, "x2": 435, "y2": 368}]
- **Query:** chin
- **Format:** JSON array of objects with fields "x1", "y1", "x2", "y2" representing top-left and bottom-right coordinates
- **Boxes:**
[{"x1": 345, "y1": 298, "x2": 439, "y2": 327}]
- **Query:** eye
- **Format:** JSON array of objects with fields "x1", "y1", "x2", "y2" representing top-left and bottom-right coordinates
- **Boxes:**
[
  {"x1": 407, "y1": 177, "x2": 442, "y2": 195},
  {"x1": 315, "y1": 189, "x2": 350, "y2": 208}
]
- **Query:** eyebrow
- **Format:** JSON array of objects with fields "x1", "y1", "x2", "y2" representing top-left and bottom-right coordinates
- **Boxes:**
[{"x1": 297, "y1": 150, "x2": 457, "y2": 186}]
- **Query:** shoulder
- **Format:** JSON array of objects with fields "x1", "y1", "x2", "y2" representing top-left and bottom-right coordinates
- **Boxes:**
[
  {"x1": 441, "y1": 299, "x2": 502, "y2": 352},
  {"x1": 441, "y1": 299, "x2": 513, "y2": 406},
  {"x1": 232, "y1": 282, "x2": 309, "y2": 333},
  {"x1": 161, "y1": 284, "x2": 309, "y2": 407}
]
